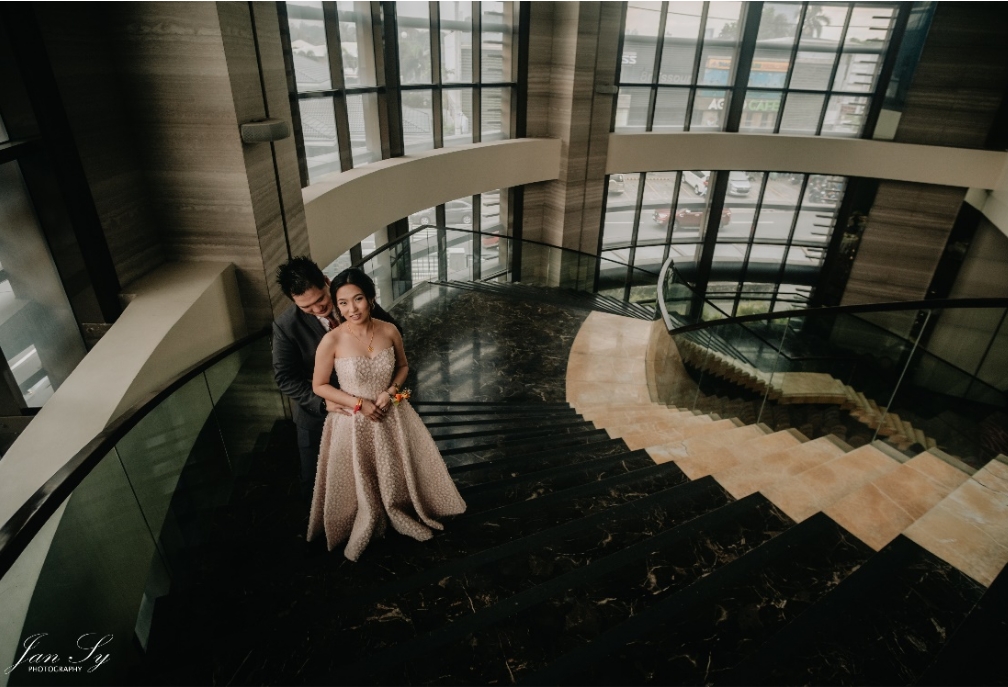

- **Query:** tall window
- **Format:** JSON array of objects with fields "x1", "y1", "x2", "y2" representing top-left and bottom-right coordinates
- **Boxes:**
[
  {"x1": 614, "y1": 1, "x2": 898, "y2": 136},
  {"x1": 287, "y1": 1, "x2": 383, "y2": 182},
  {"x1": 603, "y1": 1, "x2": 902, "y2": 311},
  {"x1": 285, "y1": 2, "x2": 520, "y2": 302}
]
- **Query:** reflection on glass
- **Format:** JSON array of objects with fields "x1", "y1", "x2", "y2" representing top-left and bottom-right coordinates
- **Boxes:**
[
  {"x1": 778, "y1": 92, "x2": 826, "y2": 134},
  {"x1": 408, "y1": 205, "x2": 437, "y2": 228},
  {"x1": 300, "y1": 97, "x2": 341, "y2": 180},
  {"x1": 691, "y1": 89, "x2": 728, "y2": 130},
  {"x1": 672, "y1": 170, "x2": 713, "y2": 243},
  {"x1": 793, "y1": 174, "x2": 845, "y2": 244},
  {"x1": 482, "y1": 1, "x2": 512, "y2": 82},
  {"x1": 440, "y1": 1, "x2": 473, "y2": 83},
  {"x1": 337, "y1": 1, "x2": 377, "y2": 87},
  {"x1": 347, "y1": 92, "x2": 381, "y2": 166},
  {"x1": 402, "y1": 89, "x2": 434, "y2": 153},
  {"x1": 834, "y1": 52, "x2": 881, "y2": 93},
  {"x1": 789, "y1": 4, "x2": 847, "y2": 89},
  {"x1": 659, "y1": 2, "x2": 703, "y2": 85},
  {"x1": 602, "y1": 172, "x2": 640, "y2": 248},
  {"x1": 633, "y1": 245, "x2": 666, "y2": 273},
  {"x1": 287, "y1": 1, "x2": 331, "y2": 92},
  {"x1": 754, "y1": 173, "x2": 801, "y2": 241},
  {"x1": 481, "y1": 189, "x2": 503, "y2": 232},
  {"x1": 743, "y1": 244, "x2": 786, "y2": 282},
  {"x1": 444, "y1": 195, "x2": 475, "y2": 228},
  {"x1": 615, "y1": 86, "x2": 651, "y2": 132},
  {"x1": 445, "y1": 229, "x2": 473, "y2": 281},
  {"x1": 652, "y1": 88, "x2": 689, "y2": 131},
  {"x1": 442, "y1": 88, "x2": 474, "y2": 146},
  {"x1": 481, "y1": 87, "x2": 509, "y2": 141},
  {"x1": 749, "y1": 3, "x2": 801, "y2": 87},
  {"x1": 721, "y1": 171, "x2": 763, "y2": 241},
  {"x1": 739, "y1": 90, "x2": 782, "y2": 131},
  {"x1": 637, "y1": 172, "x2": 677, "y2": 243},
  {"x1": 0, "y1": 162, "x2": 87, "y2": 407},
  {"x1": 821, "y1": 94, "x2": 869, "y2": 136},
  {"x1": 397, "y1": 2, "x2": 432, "y2": 85},
  {"x1": 621, "y1": 2, "x2": 663, "y2": 83},
  {"x1": 697, "y1": 2, "x2": 744, "y2": 86}
]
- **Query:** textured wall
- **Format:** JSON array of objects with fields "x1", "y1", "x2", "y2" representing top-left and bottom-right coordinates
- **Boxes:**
[
  {"x1": 522, "y1": 1, "x2": 621, "y2": 254},
  {"x1": 99, "y1": 2, "x2": 305, "y2": 329},
  {"x1": 842, "y1": 3, "x2": 1008, "y2": 311},
  {"x1": 35, "y1": 4, "x2": 164, "y2": 290}
]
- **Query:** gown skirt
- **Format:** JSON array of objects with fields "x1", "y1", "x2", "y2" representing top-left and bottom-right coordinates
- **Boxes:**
[{"x1": 306, "y1": 346, "x2": 466, "y2": 561}]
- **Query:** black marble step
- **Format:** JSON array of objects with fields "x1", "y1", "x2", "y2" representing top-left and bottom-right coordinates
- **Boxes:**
[
  {"x1": 449, "y1": 437, "x2": 630, "y2": 488},
  {"x1": 282, "y1": 462, "x2": 692, "y2": 612},
  {"x1": 436, "y1": 280, "x2": 656, "y2": 321},
  {"x1": 344, "y1": 493, "x2": 792, "y2": 684},
  {"x1": 917, "y1": 559, "x2": 1008, "y2": 686},
  {"x1": 422, "y1": 409, "x2": 580, "y2": 429},
  {"x1": 530, "y1": 512, "x2": 873, "y2": 686},
  {"x1": 412, "y1": 400, "x2": 573, "y2": 414},
  {"x1": 723, "y1": 534, "x2": 986, "y2": 686},
  {"x1": 310, "y1": 477, "x2": 735, "y2": 664},
  {"x1": 429, "y1": 415, "x2": 591, "y2": 442},
  {"x1": 441, "y1": 428, "x2": 612, "y2": 467},
  {"x1": 460, "y1": 449, "x2": 657, "y2": 513}
]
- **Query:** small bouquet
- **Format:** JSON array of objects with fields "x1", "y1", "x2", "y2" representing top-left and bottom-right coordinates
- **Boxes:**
[{"x1": 391, "y1": 388, "x2": 412, "y2": 406}]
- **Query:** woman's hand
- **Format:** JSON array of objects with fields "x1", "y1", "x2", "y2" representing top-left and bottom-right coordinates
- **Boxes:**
[
  {"x1": 375, "y1": 391, "x2": 392, "y2": 413},
  {"x1": 360, "y1": 398, "x2": 385, "y2": 422}
]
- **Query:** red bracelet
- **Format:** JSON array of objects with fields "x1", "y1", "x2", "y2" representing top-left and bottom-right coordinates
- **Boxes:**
[{"x1": 353, "y1": 398, "x2": 363, "y2": 414}]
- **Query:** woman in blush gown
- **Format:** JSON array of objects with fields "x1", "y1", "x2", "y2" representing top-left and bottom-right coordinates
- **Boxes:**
[{"x1": 307, "y1": 269, "x2": 466, "y2": 561}]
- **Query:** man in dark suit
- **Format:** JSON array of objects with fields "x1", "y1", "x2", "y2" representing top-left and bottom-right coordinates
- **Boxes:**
[{"x1": 273, "y1": 257, "x2": 346, "y2": 503}]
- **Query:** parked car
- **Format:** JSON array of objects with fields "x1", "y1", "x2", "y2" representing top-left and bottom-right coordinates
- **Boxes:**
[
  {"x1": 652, "y1": 206, "x2": 731, "y2": 228},
  {"x1": 410, "y1": 199, "x2": 473, "y2": 226},
  {"x1": 727, "y1": 171, "x2": 751, "y2": 196},
  {"x1": 608, "y1": 173, "x2": 625, "y2": 194},
  {"x1": 682, "y1": 170, "x2": 710, "y2": 196}
]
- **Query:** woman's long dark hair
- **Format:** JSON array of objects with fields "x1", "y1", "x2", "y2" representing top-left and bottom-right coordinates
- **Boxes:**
[{"x1": 330, "y1": 268, "x2": 402, "y2": 334}]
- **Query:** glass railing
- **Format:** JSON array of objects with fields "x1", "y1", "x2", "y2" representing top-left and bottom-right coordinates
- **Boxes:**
[
  {"x1": 0, "y1": 329, "x2": 283, "y2": 686},
  {"x1": 657, "y1": 256, "x2": 1008, "y2": 470},
  {"x1": 352, "y1": 225, "x2": 662, "y2": 313}
]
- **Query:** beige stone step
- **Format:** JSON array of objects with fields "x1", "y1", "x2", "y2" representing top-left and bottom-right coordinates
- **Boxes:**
[
  {"x1": 581, "y1": 405, "x2": 686, "y2": 426},
  {"x1": 600, "y1": 413, "x2": 714, "y2": 440},
  {"x1": 824, "y1": 452, "x2": 971, "y2": 551},
  {"x1": 658, "y1": 428, "x2": 803, "y2": 480},
  {"x1": 903, "y1": 458, "x2": 1008, "y2": 586},
  {"x1": 759, "y1": 444, "x2": 902, "y2": 523},
  {"x1": 625, "y1": 417, "x2": 738, "y2": 454},
  {"x1": 713, "y1": 435, "x2": 849, "y2": 500}
]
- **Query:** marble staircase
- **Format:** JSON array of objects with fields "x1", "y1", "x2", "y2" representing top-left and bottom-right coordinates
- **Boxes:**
[{"x1": 674, "y1": 326, "x2": 941, "y2": 452}]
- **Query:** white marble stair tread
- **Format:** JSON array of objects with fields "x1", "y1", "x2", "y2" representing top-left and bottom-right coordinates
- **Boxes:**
[
  {"x1": 823, "y1": 452, "x2": 972, "y2": 552},
  {"x1": 903, "y1": 458, "x2": 1008, "y2": 587},
  {"x1": 651, "y1": 428, "x2": 803, "y2": 480},
  {"x1": 757, "y1": 443, "x2": 902, "y2": 523},
  {"x1": 713, "y1": 436, "x2": 851, "y2": 500},
  {"x1": 623, "y1": 418, "x2": 739, "y2": 454}
]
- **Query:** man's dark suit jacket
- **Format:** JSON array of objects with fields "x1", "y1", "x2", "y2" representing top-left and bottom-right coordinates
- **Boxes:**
[
  {"x1": 272, "y1": 305, "x2": 339, "y2": 433},
  {"x1": 272, "y1": 302, "x2": 402, "y2": 432}
]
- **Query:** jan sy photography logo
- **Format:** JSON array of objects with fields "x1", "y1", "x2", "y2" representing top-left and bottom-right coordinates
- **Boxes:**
[{"x1": 5, "y1": 633, "x2": 112, "y2": 675}]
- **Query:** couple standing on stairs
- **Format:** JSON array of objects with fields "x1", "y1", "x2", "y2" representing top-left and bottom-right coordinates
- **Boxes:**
[{"x1": 272, "y1": 257, "x2": 465, "y2": 561}]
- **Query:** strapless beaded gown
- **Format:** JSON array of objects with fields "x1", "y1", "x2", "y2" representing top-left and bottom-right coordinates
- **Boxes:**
[{"x1": 307, "y1": 346, "x2": 466, "y2": 561}]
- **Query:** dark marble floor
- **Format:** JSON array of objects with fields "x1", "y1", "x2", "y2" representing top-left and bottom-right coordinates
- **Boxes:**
[{"x1": 391, "y1": 283, "x2": 590, "y2": 404}]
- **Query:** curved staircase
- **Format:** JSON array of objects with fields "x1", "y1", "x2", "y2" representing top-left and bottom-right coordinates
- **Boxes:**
[{"x1": 139, "y1": 289, "x2": 1008, "y2": 686}]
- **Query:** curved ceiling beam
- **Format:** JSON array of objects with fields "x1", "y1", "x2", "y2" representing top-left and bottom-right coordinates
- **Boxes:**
[
  {"x1": 606, "y1": 132, "x2": 1007, "y2": 191},
  {"x1": 302, "y1": 138, "x2": 562, "y2": 268}
]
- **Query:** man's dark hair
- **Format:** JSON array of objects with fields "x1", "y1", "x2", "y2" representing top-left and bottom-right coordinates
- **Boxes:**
[{"x1": 276, "y1": 256, "x2": 326, "y2": 299}]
